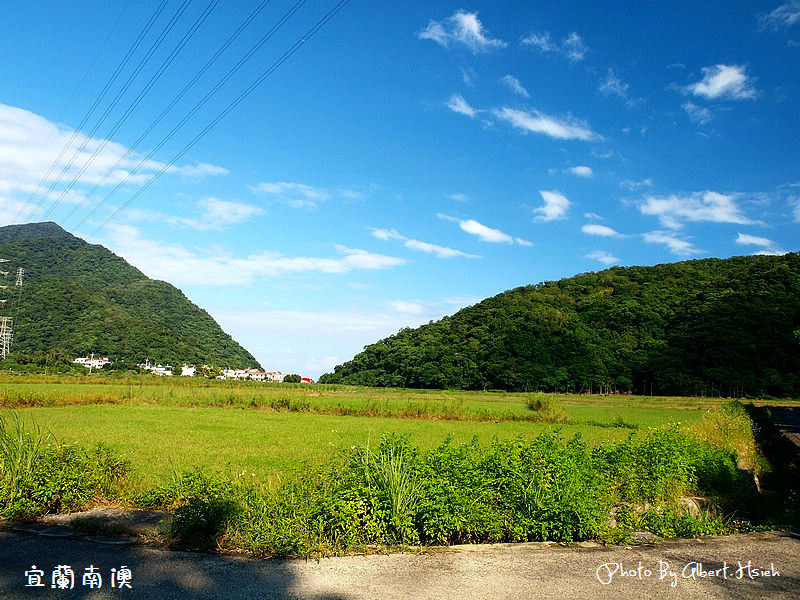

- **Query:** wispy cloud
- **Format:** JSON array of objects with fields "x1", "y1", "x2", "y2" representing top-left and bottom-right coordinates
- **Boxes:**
[
  {"x1": 735, "y1": 232, "x2": 786, "y2": 255},
  {"x1": 599, "y1": 69, "x2": 642, "y2": 107},
  {"x1": 500, "y1": 75, "x2": 529, "y2": 97},
  {"x1": 251, "y1": 181, "x2": 360, "y2": 210},
  {"x1": 438, "y1": 213, "x2": 530, "y2": 245},
  {"x1": 174, "y1": 163, "x2": 230, "y2": 178},
  {"x1": 682, "y1": 101, "x2": 712, "y2": 125},
  {"x1": 0, "y1": 103, "x2": 227, "y2": 224},
  {"x1": 446, "y1": 93, "x2": 478, "y2": 118},
  {"x1": 791, "y1": 196, "x2": 800, "y2": 221},
  {"x1": 447, "y1": 192, "x2": 469, "y2": 203},
  {"x1": 521, "y1": 31, "x2": 587, "y2": 62},
  {"x1": 101, "y1": 224, "x2": 406, "y2": 286},
  {"x1": 390, "y1": 300, "x2": 426, "y2": 315},
  {"x1": 586, "y1": 250, "x2": 620, "y2": 265},
  {"x1": 643, "y1": 231, "x2": 703, "y2": 256},
  {"x1": 533, "y1": 190, "x2": 570, "y2": 222},
  {"x1": 493, "y1": 107, "x2": 598, "y2": 141},
  {"x1": 459, "y1": 218, "x2": 513, "y2": 243},
  {"x1": 620, "y1": 178, "x2": 654, "y2": 191},
  {"x1": 569, "y1": 166, "x2": 594, "y2": 178},
  {"x1": 759, "y1": 1, "x2": 800, "y2": 30},
  {"x1": 419, "y1": 10, "x2": 506, "y2": 53},
  {"x1": 639, "y1": 191, "x2": 757, "y2": 229},
  {"x1": 684, "y1": 64, "x2": 758, "y2": 100},
  {"x1": 582, "y1": 223, "x2": 620, "y2": 237},
  {"x1": 175, "y1": 198, "x2": 264, "y2": 231},
  {"x1": 369, "y1": 226, "x2": 478, "y2": 259}
]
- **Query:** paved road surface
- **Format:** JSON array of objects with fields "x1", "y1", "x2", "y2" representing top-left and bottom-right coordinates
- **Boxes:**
[{"x1": 1, "y1": 530, "x2": 798, "y2": 599}]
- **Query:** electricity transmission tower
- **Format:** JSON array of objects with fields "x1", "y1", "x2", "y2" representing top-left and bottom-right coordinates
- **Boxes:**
[{"x1": 0, "y1": 261, "x2": 23, "y2": 359}]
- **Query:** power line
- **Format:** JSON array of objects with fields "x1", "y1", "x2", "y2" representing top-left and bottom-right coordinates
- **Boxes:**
[
  {"x1": 63, "y1": 0, "x2": 276, "y2": 227},
  {"x1": 76, "y1": 0, "x2": 312, "y2": 231},
  {"x1": 89, "y1": 0, "x2": 352, "y2": 240},
  {"x1": 9, "y1": 0, "x2": 134, "y2": 206},
  {"x1": 13, "y1": 0, "x2": 171, "y2": 225},
  {"x1": 41, "y1": 0, "x2": 222, "y2": 223},
  {"x1": 25, "y1": 0, "x2": 192, "y2": 224}
]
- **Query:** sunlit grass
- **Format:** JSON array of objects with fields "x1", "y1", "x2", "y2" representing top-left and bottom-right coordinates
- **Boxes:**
[{"x1": 3, "y1": 375, "x2": 797, "y2": 489}]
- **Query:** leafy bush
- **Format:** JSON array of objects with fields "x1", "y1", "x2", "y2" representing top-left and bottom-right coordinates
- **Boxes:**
[
  {"x1": 525, "y1": 394, "x2": 573, "y2": 423},
  {"x1": 0, "y1": 412, "x2": 127, "y2": 520}
]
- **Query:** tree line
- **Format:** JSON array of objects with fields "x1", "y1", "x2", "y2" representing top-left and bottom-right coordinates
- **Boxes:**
[{"x1": 320, "y1": 253, "x2": 800, "y2": 397}]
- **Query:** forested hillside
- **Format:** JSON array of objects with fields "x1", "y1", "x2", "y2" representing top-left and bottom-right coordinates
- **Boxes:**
[
  {"x1": 0, "y1": 222, "x2": 260, "y2": 368},
  {"x1": 321, "y1": 254, "x2": 800, "y2": 397}
]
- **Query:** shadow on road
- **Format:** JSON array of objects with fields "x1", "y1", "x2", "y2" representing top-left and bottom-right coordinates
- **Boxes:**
[{"x1": 0, "y1": 530, "x2": 347, "y2": 600}]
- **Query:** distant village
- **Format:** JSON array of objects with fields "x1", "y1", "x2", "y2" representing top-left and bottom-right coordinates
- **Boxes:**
[{"x1": 72, "y1": 356, "x2": 314, "y2": 383}]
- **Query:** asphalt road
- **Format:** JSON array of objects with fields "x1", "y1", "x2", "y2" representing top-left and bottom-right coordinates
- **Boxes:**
[{"x1": 1, "y1": 530, "x2": 799, "y2": 599}]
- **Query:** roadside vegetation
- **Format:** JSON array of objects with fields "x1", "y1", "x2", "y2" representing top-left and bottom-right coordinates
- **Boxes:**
[{"x1": 1, "y1": 376, "x2": 798, "y2": 557}]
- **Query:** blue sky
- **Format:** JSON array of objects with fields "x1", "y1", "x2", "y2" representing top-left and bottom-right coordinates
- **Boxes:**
[{"x1": 1, "y1": 1, "x2": 798, "y2": 377}]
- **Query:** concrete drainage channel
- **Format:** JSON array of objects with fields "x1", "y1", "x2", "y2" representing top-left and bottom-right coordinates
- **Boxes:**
[{"x1": 2, "y1": 507, "x2": 171, "y2": 546}]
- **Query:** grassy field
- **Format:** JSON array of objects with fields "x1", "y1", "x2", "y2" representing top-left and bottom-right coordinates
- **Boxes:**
[
  {"x1": 3, "y1": 374, "x2": 799, "y2": 554},
  {"x1": 3, "y1": 373, "x2": 794, "y2": 488}
]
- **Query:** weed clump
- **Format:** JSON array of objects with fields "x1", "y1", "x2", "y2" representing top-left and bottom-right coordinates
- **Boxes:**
[
  {"x1": 0, "y1": 412, "x2": 127, "y2": 520},
  {"x1": 525, "y1": 393, "x2": 573, "y2": 423}
]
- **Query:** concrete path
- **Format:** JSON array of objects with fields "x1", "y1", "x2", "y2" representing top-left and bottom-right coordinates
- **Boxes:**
[{"x1": 1, "y1": 529, "x2": 798, "y2": 599}]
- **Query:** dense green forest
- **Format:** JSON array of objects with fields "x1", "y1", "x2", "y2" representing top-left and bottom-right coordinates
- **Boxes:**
[
  {"x1": 321, "y1": 254, "x2": 800, "y2": 397},
  {"x1": 0, "y1": 222, "x2": 260, "y2": 369}
]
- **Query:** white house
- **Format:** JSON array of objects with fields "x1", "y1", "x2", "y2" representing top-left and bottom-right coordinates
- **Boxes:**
[
  {"x1": 139, "y1": 361, "x2": 173, "y2": 376},
  {"x1": 181, "y1": 365, "x2": 196, "y2": 377},
  {"x1": 73, "y1": 356, "x2": 112, "y2": 369}
]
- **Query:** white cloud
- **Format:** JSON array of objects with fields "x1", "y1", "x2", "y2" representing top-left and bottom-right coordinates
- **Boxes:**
[
  {"x1": 735, "y1": 232, "x2": 787, "y2": 255},
  {"x1": 369, "y1": 227, "x2": 405, "y2": 241},
  {"x1": 791, "y1": 196, "x2": 800, "y2": 221},
  {"x1": 100, "y1": 224, "x2": 406, "y2": 286},
  {"x1": 759, "y1": 1, "x2": 800, "y2": 29},
  {"x1": 250, "y1": 181, "x2": 332, "y2": 209},
  {"x1": 521, "y1": 31, "x2": 587, "y2": 62},
  {"x1": 643, "y1": 231, "x2": 703, "y2": 256},
  {"x1": 446, "y1": 93, "x2": 478, "y2": 118},
  {"x1": 493, "y1": 107, "x2": 597, "y2": 141},
  {"x1": 172, "y1": 198, "x2": 264, "y2": 231},
  {"x1": 419, "y1": 10, "x2": 507, "y2": 53},
  {"x1": 682, "y1": 102, "x2": 712, "y2": 125},
  {"x1": 404, "y1": 238, "x2": 478, "y2": 259},
  {"x1": 587, "y1": 250, "x2": 620, "y2": 265},
  {"x1": 172, "y1": 162, "x2": 229, "y2": 178},
  {"x1": 459, "y1": 219, "x2": 514, "y2": 243},
  {"x1": 251, "y1": 181, "x2": 361, "y2": 210},
  {"x1": 369, "y1": 226, "x2": 478, "y2": 259},
  {"x1": 533, "y1": 190, "x2": 570, "y2": 222},
  {"x1": 569, "y1": 166, "x2": 594, "y2": 178},
  {"x1": 390, "y1": 300, "x2": 426, "y2": 315},
  {"x1": 685, "y1": 64, "x2": 758, "y2": 100},
  {"x1": 735, "y1": 232, "x2": 774, "y2": 247},
  {"x1": 0, "y1": 103, "x2": 229, "y2": 225},
  {"x1": 620, "y1": 178, "x2": 654, "y2": 191},
  {"x1": 447, "y1": 192, "x2": 469, "y2": 203},
  {"x1": 598, "y1": 69, "x2": 641, "y2": 107},
  {"x1": 515, "y1": 237, "x2": 534, "y2": 247},
  {"x1": 500, "y1": 75, "x2": 529, "y2": 97},
  {"x1": 639, "y1": 191, "x2": 756, "y2": 229},
  {"x1": 582, "y1": 224, "x2": 619, "y2": 237}
]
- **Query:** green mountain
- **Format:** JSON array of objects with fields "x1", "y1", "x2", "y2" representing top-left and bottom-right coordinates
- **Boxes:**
[
  {"x1": 320, "y1": 253, "x2": 800, "y2": 397},
  {"x1": 0, "y1": 222, "x2": 260, "y2": 369}
]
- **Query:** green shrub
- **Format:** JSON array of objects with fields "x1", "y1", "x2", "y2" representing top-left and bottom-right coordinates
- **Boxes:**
[
  {"x1": 0, "y1": 412, "x2": 127, "y2": 520},
  {"x1": 168, "y1": 496, "x2": 240, "y2": 551},
  {"x1": 525, "y1": 394, "x2": 573, "y2": 423}
]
